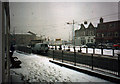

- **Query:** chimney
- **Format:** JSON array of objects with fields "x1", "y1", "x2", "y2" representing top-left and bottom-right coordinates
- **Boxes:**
[{"x1": 100, "y1": 17, "x2": 103, "y2": 23}]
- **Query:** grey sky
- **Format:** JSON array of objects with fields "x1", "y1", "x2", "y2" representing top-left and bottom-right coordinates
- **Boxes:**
[{"x1": 10, "y1": 2, "x2": 118, "y2": 40}]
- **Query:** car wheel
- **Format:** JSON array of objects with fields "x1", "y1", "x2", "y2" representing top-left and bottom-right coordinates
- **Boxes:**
[{"x1": 45, "y1": 50, "x2": 48, "y2": 53}]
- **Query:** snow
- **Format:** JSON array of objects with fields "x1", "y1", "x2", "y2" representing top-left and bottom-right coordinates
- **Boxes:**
[
  {"x1": 11, "y1": 51, "x2": 111, "y2": 82},
  {"x1": 49, "y1": 45, "x2": 120, "y2": 56}
]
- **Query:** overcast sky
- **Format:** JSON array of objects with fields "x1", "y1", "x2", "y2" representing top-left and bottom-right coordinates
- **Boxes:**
[{"x1": 9, "y1": 2, "x2": 119, "y2": 40}]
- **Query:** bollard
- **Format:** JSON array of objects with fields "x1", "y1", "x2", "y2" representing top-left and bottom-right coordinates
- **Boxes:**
[
  {"x1": 101, "y1": 47, "x2": 103, "y2": 55},
  {"x1": 59, "y1": 45, "x2": 62, "y2": 50},
  {"x1": 53, "y1": 50, "x2": 54, "y2": 60},
  {"x1": 64, "y1": 46, "x2": 65, "y2": 51},
  {"x1": 74, "y1": 46, "x2": 76, "y2": 66},
  {"x1": 93, "y1": 47, "x2": 95, "y2": 54},
  {"x1": 52, "y1": 46, "x2": 54, "y2": 50},
  {"x1": 67, "y1": 46, "x2": 70, "y2": 51},
  {"x1": 80, "y1": 47, "x2": 82, "y2": 52},
  {"x1": 68, "y1": 46, "x2": 70, "y2": 50},
  {"x1": 118, "y1": 54, "x2": 120, "y2": 77},
  {"x1": 86, "y1": 47, "x2": 88, "y2": 54},
  {"x1": 78, "y1": 47, "x2": 82, "y2": 53},
  {"x1": 91, "y1": 54, "x2": 94, "y2": 70},
  {"x1": 55, "y1": 45, "x2": 57, "y2": 50},
  {"x1": 113, "y1": 48, "x2": 114, "y2": 57},
  {"x1": 62, "y1": 50, "x2": 63, "y2": 62}
]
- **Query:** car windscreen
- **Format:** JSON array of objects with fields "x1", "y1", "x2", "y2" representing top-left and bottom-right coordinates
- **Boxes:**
[{"x1": 41, "y1": 44, "x2": 48, "y2": 47}]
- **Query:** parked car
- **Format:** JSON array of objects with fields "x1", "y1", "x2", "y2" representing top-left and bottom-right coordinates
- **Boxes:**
[
  {"x1": 97, "y1": 43, "x2": 107, "y2": 48},
  {"x1": 32, "y1": 43, "x2": 49, "y2": 53},
  {"x1": 113, "y1": 43, "x2": 120, "y2": 49},
  {"x1": 106, "y1": 43, "x2": 113, "y2": 49},
  {"x1": 81, "y1": 45, "x2": 87, "y2": 48},
  {"x1": 86, "y1": 43, "x2": 96, "y2": 48}
]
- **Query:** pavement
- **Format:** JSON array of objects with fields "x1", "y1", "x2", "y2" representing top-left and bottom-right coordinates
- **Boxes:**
[
  {"x1": 49, "y1": 60, "x2": 120, "y2": 83},
  {"x1": 10, "y1": 51, "x2": 115, "y2": 83},
  {"x1": 10, "y1": 52, "x2": 120, "y2": 84},
  {"x1": 10, "y1": 69, "x2": 24, "y2": 83}
]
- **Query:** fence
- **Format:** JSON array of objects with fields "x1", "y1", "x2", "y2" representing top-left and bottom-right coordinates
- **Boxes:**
[
  {"x1": 14, "y1": 45, "x2": 120, "y2": 77},
  {"x1": 50, "y1": 46, "x2": 120, "y2": 77},
  {"x1": 49, "y1": 45, "x2": 119, "y2": 57},
  {"x1": 15, "y1": 45, "x2": 32, "y2": 53}
]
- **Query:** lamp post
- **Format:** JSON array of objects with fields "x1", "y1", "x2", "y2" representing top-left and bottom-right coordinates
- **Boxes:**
[
  {"x1": 67, "y1": 20, "x2": 88, "y2": 46},
  {"x1": 67, "y1": 20, "x2": 75, "y2": 46},
  {"x1": 67, "y1": 20, "x2": 76, "y2": 65},
  {"x1": 67, "y1": 20, "x2": 88, "y2": 66}
]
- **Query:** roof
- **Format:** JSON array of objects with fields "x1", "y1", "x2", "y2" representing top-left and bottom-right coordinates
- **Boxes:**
[
  {"x1": 98, "y1": 20, "x2": 120, "y2": 25},
  {"x1": 87, "y1": 22, "x2": 94, "y2": 29},
  {"x1": 14, "y1": 33, "x2": 33, "y2": 35}
]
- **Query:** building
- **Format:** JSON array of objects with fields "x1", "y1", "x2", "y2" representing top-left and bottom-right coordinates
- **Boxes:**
[
  {"x1": 95, "y1": 18, "x2": 120, "y2": 44},
  {"x1": 0, "y1": 2, "x2": 11, "y2": 83},
  {"x1": 75, "y1": 23, "x2": 96, "y2": 46},
  {"x1": 10, "y1": 30, "x2": 47, "y2": 46},
  {"x1": 10, "y1": 33, "x2": 37, "y2": 46}
]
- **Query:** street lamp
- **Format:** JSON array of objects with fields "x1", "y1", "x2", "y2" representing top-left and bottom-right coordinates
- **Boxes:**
[
  {"x1": 67, "y1": 20, "x2": 75, "y2": 46},
  {"x1": 67, "y1": 20, "x2": 88, "y2": 66},
  {"x1": 67, "y1": 20, "x2": 88, "y2": 46}
]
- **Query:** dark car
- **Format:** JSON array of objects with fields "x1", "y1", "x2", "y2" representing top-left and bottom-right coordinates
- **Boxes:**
[
  {"x1": 113, "y1": 43, "x2": 120, "y2": 49},
  {"x1": 86, "y1": 43, "x2": 96, "y2": 48},
  {"x1": 97, "y1": 43, "x2": 107, "y2": 48},
  {"x1": 106, "y1": 43, "x2": 113, "y2": 49}
]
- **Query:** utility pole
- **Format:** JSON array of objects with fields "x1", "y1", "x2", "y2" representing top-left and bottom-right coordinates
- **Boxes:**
[
  {"x1": 69, "y1": 32, "x2": 70, "y2": 44},
  {"x1": 73, "y1": 20, "x2": 75, "y2": 46}
]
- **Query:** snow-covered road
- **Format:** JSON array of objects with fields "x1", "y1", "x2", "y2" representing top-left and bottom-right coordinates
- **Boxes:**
[{"x1": 11, "y1": 51, "x2": 113, "y2": 83}]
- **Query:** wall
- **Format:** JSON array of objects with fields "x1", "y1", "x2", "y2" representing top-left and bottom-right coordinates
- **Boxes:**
[{"x1": 0, "y1": 1, "x2": 2, "y2": 83}]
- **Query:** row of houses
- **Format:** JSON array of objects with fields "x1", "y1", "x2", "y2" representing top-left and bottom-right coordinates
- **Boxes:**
[
  {"x1": 75, "y1": 18, "x2": 120, "y2": 46},
  {"x1": 10, "y1": 18, "x2": 120, "y2": 46}
]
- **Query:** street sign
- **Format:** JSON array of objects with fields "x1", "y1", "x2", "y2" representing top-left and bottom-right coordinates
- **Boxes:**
[{"x1": 56, "y1": 39, "x2": 61, "y2": 41}]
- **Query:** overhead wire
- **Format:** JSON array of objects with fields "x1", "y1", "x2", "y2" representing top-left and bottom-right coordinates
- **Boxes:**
[
  {"x1": 32, "y1": 12, "x2": 120, "y2": 28},
  {"x1": 76, "y1": 12, "x2": 120, "y2": 23}
]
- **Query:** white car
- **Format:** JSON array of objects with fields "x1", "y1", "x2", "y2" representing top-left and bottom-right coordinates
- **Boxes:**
[
  {"x1": 81, "y1": 45, "x2": 87, "y2": 48},
  {"x1": 32, "y1": 43, "x2": 49, "y2": 53}
]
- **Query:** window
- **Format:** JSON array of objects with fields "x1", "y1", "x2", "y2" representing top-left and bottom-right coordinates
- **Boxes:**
[
  {"x1": 108, "y1": 32, "x2": 112, "y2": 36},
  {"x1": 102, "y1": 33, "x2": 104, "y2": 37},
  {"x1": 100, "y1": 25, "x2": 104, "y2": 29},
  {"x1": 90, "y1": 31, "x2": 92, "y2": 35},
  {"x1": 115, "y1": 32, "x2": 118, "y2": 37},
  {"x1": 88, "y1": 39, "x2": 90, "y2": 42},
  {"x1": 91, "y1": 39, "x2": 93, "y2": 42},
  {"x1": 109, "y1": 23, "x2": 114, "y2": 28},
  {"x1": 83, "y1": 31, "x2": 85, "y2": 36},
  {"x1": 104, "y1": 33, "x2": 107, "y2": 37},
  {"x1": 97, "y1": 33, "x2": 99, "y2": 37}
]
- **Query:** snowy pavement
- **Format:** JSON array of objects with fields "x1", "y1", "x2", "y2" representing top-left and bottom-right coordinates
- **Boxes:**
[{"x1": 11, "y1": 51, "x2": 113, "y2": 83}]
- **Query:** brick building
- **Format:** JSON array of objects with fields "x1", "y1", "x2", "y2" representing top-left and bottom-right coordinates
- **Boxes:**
[{"x1": 95, "y1": 18, "x2": 120, "y2": 44}]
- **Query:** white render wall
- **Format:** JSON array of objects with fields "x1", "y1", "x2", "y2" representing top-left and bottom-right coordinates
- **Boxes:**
[
  {"x1": 75, "y1": 36, "x2": 95, "y2": 46},
  {"x1": 85, "y1": 36, "x2": 95, "y2": 43}
]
